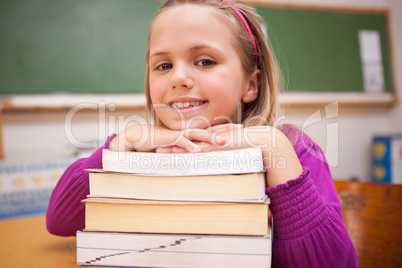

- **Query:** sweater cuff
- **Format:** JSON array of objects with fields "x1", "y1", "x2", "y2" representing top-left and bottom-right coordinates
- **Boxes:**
[
  {"x1": 266, "y1": 168, "x2": 329, "y2": 240},
  {"x1": 105, "y1": 133, "x2": 117, "y2": 149},
  {"x1": 84, "y1": 134, "x2": 117, "y2": 169}
]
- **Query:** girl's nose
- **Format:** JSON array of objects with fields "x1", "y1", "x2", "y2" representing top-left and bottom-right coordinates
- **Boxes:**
[{"x1": 170, "y1": 64, "x2": 194, "y2": 90}]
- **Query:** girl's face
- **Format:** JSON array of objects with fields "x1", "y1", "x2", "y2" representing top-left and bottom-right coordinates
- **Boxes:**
[{"x1": 148, "y1": 4, "x2": 258, "y2": 130}]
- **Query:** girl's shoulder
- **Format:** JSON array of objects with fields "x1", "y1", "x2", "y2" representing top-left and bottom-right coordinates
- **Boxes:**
[
  {"x1": 280, "y1": 124, "x2": 313, "y2": 145},
  {"x1": 283, "y1": 124, "x2": 331, "y2": 168},
  {"x1": 280, "y1": 124, "x2": 322, "y2": 157}
]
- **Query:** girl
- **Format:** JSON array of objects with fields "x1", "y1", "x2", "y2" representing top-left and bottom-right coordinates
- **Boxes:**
[{"x1": 47, "y1": 0, "x2": 358, "y2": 267}]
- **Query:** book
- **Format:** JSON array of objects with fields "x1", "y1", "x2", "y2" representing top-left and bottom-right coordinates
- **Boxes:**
[
  {"x1": 87, "y1": 169, "x2": 267, "y2": 202},
  {"x1": 77, "y1": 231, "x2": 272, "y2": 268},
  {"x1": 83, "y1": 197, "x2": 270, "y2": 236},
  {"x1": 102, "y1": 147, "x2": 265, "y2": 176},
  {"x1": 372, "y1": 134, "x2": 402, "y2": 184}
]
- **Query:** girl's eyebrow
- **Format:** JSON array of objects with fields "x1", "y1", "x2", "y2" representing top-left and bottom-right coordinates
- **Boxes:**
[
  {"x1": 149, "y1": 44, "x2": 221, "y2": 59},
  {"x1": 189, "y1": 44, "x2": 220, "y2": 52},
  {"x1": 149, "y1": 51, "x2": 169, "y2": 59}
]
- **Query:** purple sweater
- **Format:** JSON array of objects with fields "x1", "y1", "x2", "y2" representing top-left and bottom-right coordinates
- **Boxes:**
[{"x1": 46, "y1": 130, "x2": 358, "y2": 268}]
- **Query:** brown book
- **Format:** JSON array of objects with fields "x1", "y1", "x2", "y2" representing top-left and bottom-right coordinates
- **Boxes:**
[
  {"x1": 83, "y1": 197, "x2": 270, "y2": 236},
  {"x1": 87, "y1": 169, "x2": 266, "y2": 202}
]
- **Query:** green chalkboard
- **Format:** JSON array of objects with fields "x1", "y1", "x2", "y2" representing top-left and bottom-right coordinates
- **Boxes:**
[
  {"x1": 256, "y1": 6, "x2": 392, "y2": 92},
  {"x1": 0, "y1": 1, "x2": 393, "y2": 94},
  {"x1": 0, "y1": 0, "x2": 162, "y2": 94}
]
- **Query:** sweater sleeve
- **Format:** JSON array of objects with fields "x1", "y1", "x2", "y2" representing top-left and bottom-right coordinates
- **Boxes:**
[
  {"x1": 266, "y1": 130, "x2": 358, "y2": 268},
  {"x1": 46, "y1": 134, "x2": 116, "y2": 237}
]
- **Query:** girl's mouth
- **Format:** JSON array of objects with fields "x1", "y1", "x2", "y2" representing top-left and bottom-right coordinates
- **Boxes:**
[{"x1": 170, "y1": 101, "x2": 205, "y2": 109}]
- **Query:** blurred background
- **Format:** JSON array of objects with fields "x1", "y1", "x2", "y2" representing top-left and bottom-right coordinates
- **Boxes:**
[{"x1": 0, "y1": 0, "x2": 401, "y2": 219}]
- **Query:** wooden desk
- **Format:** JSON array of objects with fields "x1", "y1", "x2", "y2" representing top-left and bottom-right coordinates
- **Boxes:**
[
  {"x1": 334, "y1": 180, "x2": 402, "y2": 268},
  {"x1": 0, "y1": 215, "x2": 78, "y2": 267}
]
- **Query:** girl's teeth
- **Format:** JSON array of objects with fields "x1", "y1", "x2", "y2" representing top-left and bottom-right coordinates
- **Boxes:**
[{"x1": 171, "y1": 101, "x2": 203, "y2": 108}]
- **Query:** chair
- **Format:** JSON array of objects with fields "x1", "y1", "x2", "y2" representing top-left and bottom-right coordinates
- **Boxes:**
[{"x1": 334, "y1": 180, "x2": 402, "y2": 268}]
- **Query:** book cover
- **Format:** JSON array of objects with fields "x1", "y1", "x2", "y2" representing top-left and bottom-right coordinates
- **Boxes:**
[
  {"x1": 83, "y1": 197, "x2": 270, "y2": 236},
  {"x1": 102, "y1": 147, "x2": 265, "y2": 176},
  {"x1": 87, "y1": 169, "x2": 267, "y2": 202},
  {"x1": 77, "y1": 231, "x2": 272, "y2": 268},
  {"x1": 372, "y1": 135, "x2": 402, "y2": 184}
]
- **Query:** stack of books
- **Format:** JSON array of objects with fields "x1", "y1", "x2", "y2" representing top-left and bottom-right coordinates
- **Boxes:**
[{"x1": 77, "y1": 147, "x2": 272, "y2": 268}]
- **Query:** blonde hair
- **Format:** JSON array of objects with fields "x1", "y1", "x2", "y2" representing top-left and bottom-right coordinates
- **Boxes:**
[{"x1": 145, "y1": 0, "x2": 281, "y2": 127}]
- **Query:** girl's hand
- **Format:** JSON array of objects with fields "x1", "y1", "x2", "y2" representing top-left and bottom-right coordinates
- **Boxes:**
[
  {"x1": 109, "y1": 124, "x2": 226, "y2": 152},
  {"x1": 155, "y1": 123, "x2": 243, "y2": 153}
]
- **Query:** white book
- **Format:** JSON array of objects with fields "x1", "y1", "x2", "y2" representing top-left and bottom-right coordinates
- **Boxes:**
[
  {"x1": 102, "y1": 147, "x2": 265, "y2": 176},
  {"x1": 77, "y1": 231, "x2": 272, "y2": 268}
]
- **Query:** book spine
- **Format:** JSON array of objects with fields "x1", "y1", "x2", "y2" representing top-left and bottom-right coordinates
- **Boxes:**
[
  {"x1": 372, "y1": 135, "x2": 402, "y2": 184},
  {"x1": 84, "y1": 201, "x2": 269, "y2": 236},
  {"x1": 102, "y1": 149, "x2": 265, "y2": 176},
  {"x1": 77, "y1": 231, "x2": 271, "y2": 268}
]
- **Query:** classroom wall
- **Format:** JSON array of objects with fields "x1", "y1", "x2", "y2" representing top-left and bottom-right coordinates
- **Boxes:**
[
  {"x1": 388, "y1": 0, "x2": 402, "y2": 134},
  {"x1": 1, "y1": 0, "x2": 401, "y2": 182}
]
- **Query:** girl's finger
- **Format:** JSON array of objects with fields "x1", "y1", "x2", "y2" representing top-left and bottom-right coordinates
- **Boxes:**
[
  {"x1": 174, "y1": 137, "x2": 202, "y2": 152},
  {"x1": 184, "y1": 129, "x2": 226, "y2": 145},
  {"x1": 155, "y1": 147, "x2": 174, "y2": 153},
  {"x1": 156, "y1": 146, "x2": 188, "y2": 154},
  {"x1": 171, "y1": 146, "x2": 189, "y2": 153},
  {"x1": 208, "y1": 123, "x2": 243, "y2": 133}
]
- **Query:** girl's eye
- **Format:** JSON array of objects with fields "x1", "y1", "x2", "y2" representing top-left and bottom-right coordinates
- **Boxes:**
[
  {"x1": 197, "y1": 59, "x2": 215, "y2": 67},
  {"x1": 156, "y1": 63, "x2": 172, "y2": 71}
]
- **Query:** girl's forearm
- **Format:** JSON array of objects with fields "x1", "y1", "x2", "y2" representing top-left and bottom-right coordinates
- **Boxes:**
[
  {"x1": 46, "y1": 135, "x2": 114, "y2": 236},
  {"x1": 46, "y1": 158, "x2": 89, "y2": 236}
]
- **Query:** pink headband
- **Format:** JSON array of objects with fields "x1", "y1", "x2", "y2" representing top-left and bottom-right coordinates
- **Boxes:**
[{"x1": 221, "y1": 0, "x2": 258, "y2": 65}]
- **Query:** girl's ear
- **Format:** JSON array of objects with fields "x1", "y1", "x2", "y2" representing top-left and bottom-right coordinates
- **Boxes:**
[{"x1": 242, "y1": 69, "x2": 260, "y2": 103}]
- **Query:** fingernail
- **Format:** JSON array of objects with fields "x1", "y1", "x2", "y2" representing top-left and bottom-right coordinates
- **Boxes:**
[
  {"x1": 191, "y1": 143, "x2": 201, "y2": 152},
  {"x1": 235, "y1": 124, "x2": 243, "y2": 128},
  {"x1": 216, "y1": 136, "x2": 226, "y2": 143}
]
